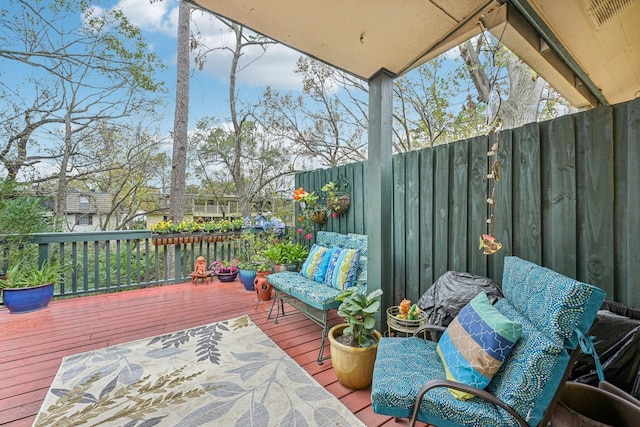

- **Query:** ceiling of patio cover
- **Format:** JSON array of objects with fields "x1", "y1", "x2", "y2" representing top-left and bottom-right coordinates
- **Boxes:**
[{"x1": 187, "y1": 0, "x2": 640, "y2": 108}]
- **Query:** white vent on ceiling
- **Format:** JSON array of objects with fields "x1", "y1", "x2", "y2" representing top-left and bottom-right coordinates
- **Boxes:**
[{"x1": 581, "y1": 0, "x2": 637, "y2": 30}]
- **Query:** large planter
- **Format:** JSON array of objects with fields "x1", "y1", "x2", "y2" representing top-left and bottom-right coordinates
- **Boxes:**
[
  {"x1": 2, "y1": 283, "x2": 54, "y2": 314},
  {"x1": 273, "y1": 263, "x2": 299, "y2": 273},
  {"x1": 328, "y1": 323, "x2": 381, "y2": 389},
  {"x1": 216, "y1": 272, "x2": 238, "y2": 282},
  {"x1": 238, "y1": 269, "x2": 257, "y2": 291}
]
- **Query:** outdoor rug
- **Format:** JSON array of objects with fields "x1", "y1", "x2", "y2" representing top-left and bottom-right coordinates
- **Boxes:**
[{"x1": 34, "y1": 315, "x2": 364, "y2": 426}]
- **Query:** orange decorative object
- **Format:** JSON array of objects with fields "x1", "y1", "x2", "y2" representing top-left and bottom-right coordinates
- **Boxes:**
[
  {"x1": 399, "y1": 299, "x2": 411, "y2": 315},
  {"x1": 189, "y1": 256, "x2": 213, "y2": 284},
  {"x1": 254, "y1": 272, "x2": 272, "y2": 301},
  {"x1": 479, "y1": 234, "x2": 503, "y2": 255}
]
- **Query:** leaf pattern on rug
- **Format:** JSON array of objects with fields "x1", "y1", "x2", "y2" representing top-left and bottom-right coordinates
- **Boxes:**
[{"x1": 34, "y1": 315, "x2": 364, "y2": 427}]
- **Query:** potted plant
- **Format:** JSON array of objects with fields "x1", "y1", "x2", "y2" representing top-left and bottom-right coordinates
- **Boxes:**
[
  {"x1": 233, "y1": 230, "x2": 270, "y2": 291},
  {"x1": 322, "y1": 181, "x2": 351, "y2": 216},
  {"x1": 264, "y1": 241, "x2": 310, "y2": 272},
  {"x1": 253, "y1": 258, "x2": 273, "y2": 301},
  {"x1": 293, "y1": 187, "x2": 329, "y2": 225},
  {"x1": 210, "y1": 258, "x2": 239, "y2": 282},
  {"x1": 0, "y1": 259, "x2": 70, "y2": 314},
  {"x1": 328, "y1": 288, "x2": 383, "y2": 389}
]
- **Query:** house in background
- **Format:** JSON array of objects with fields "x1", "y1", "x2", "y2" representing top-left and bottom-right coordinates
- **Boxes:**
[{"x1": 60, "y1": 191, "x2": 116, "y2": 232}]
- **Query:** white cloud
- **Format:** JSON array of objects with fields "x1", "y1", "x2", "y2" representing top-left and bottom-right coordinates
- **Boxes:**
[
  {"x1": 188, "y1": 13, "x2": 304, "y2": 90},
  {"x1": 114, "y1": 0, "x2": 177, "y2": 36}
]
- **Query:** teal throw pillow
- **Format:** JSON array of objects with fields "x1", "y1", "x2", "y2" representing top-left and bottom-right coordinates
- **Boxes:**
[
  {"x1": 300, "y1": 244, "x2": 331, "y2": 281},
  {"x1": 324, "y1": 248, "x2": 359, "y2": 290},
  {"x1": 436, "y1": 292, "x2": 522, "y2": 400}
]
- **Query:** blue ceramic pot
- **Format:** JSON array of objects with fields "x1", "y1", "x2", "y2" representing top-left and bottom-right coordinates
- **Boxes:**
[
  {"x1": 238, "y1": 269, "x2": 257, "y2": 291},
  {"x1": 3, "y1": 283, "x2": 54, "y2": 314}
]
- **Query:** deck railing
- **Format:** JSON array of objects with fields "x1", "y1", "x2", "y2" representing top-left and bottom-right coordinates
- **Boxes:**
[{"x1": 16, "y1": 230, "x2": 237, "y2": 299}]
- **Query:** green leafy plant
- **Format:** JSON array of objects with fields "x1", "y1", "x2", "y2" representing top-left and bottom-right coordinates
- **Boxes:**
[
  {"x1": 263, "y1": 241, "x2": 310, "y2": 264},
  {"x1": 336, "y1": 288, "x2": 383, "y2": 348},
  {"x1": 0, "y1": 259, "x2": 72, "y2": 289},
  {"x1": 284, "y1": 242, "x2": 310, "y2": 264}
]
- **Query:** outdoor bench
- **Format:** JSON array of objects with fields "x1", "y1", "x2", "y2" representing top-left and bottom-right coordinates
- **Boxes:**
[{"x1": 267, "y1": 231, "x2": 367, "y2": 364}]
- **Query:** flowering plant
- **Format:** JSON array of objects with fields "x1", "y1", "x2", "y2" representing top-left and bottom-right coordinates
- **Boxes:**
[
  {"x1": 293, "y1": 187, "x2": 319, "y2": 206},
  {"x1": 209, "y1": 258, "x2": 239, "y2": 275}
]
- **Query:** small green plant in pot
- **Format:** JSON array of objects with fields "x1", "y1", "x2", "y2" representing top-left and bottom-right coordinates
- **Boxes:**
[
  {"x1": 329, "y1": 288, "x2": 383, "y2": 389},
  {"x1": 334, "y1": 288, "x2": 383, "y2": 347}
]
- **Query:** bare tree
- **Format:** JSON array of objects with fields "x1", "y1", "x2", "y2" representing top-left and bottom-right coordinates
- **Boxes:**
[
  {"x1": 74, "y1": 122, "x2": 170, "y2": 230},
  {"x1": 188, "y1": 18, "x2": 297, "y2": 217},
  {"x1": 261, "y1": 57, "x2": 369, "y2": 167},
  {"x1": 0, "y1": 0, "x2": 165, "y2": 227}
]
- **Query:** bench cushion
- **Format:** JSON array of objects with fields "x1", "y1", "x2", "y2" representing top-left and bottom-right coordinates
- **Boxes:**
[{"x1": 268, "y1": 271, "x2": 366, "y2": 310}]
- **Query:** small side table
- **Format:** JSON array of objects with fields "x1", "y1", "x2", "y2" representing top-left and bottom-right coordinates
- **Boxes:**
[{"x1": 386, "y1": 306, "x2": 428, "y2": 337}]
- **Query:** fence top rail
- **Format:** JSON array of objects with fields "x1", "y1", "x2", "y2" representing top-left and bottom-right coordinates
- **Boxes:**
[{"x1": 29, "y1": 230, "x2": 152, "y2": 244}]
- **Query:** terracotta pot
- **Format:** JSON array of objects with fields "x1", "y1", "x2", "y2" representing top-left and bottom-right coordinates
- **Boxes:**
[
  {"x1": 328, "y1": 323, "x2": 381, "y2": 389},
  {"x1": 254, "y1": 271, "x2": 272, "y2": 301}
]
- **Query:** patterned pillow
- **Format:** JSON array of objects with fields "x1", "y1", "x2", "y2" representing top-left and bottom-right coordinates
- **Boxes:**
[
  {"x1": 436, "y1": 292, "x2": 522, "y2": 400},
  {"x1": 299, "y1": 245, "x2": 335, "y2": 282},
  {"x1": 324, "y1": 248, "x2": 359, "y2": 290}
]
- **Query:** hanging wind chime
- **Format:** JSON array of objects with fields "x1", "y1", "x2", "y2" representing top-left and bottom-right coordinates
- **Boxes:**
[{"x1": 479, "y1": 123, "x2": 503, "y2": 255}]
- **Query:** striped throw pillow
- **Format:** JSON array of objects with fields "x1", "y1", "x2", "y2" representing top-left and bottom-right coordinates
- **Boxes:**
[
  {"x1": 324, "y1": 248, "x2": 359, "y2": 290},
  {"x1": 300, "y1": 244, "x2": 333, "y2": 282},
  {"x1": 436, "y1": 292, "x2": 522, "y2": 400}
]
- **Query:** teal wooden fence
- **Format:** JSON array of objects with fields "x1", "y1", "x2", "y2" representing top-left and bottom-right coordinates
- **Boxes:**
[{"x1": 297, "y1": 97, "x2": 640, "y2": 308}]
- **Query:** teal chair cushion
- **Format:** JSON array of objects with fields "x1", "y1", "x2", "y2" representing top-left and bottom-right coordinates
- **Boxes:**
[{"x1": 371, "y1": 256, "x2": 606, "y2": 427}]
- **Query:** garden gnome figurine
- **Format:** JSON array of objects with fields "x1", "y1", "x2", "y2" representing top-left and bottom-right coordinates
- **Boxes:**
[{"x1": 191, "y1": 256, "x2": 208, "y2": 284}]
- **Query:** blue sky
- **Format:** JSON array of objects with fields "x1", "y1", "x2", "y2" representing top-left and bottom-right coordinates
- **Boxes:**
[{"x1": 111, "y1": 0, "x2": 309, "y2": 137}]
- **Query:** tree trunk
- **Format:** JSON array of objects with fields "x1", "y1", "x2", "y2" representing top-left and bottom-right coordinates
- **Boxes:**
[
  {"x1": 169, "y1": 0, "x2": 190, "y2": 223},
  {"x1": 460, "y1": 39, "x2": 545, "y2": 130}
]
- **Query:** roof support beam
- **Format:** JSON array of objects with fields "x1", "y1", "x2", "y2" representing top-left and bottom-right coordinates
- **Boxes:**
[
  {"x1": 503, "y1": 0, "x2": 608, "y2": 106},
  {"x1": 366, "y1": 69, "x2": 394, "y2": 330}
]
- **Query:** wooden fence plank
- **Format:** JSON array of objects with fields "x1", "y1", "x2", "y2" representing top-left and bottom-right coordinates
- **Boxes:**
[
  {"x1": 468, "y1": 135, "x2": 489, "y2": 277},
  {"x1": 393, "y1": 154, "x2": 407, "y2": 303},
  {"x1": 419, "y1": 149, "x2": 435, "y2": 294},
  {"x1": 542, "y1": 115, "x2": 577, "y2": 278},
  {"x1": 512, "y1": 122, "x2": 542, "y2": 264},
  {"x1": 576, "y1": 107, "x2": 615, "y2": 294},
  {"x1": 614, "y1": 98, "x2": 640, "y2": 306},
  {"x1": 449, "y1": 140, "x2": 469, "y2": 272},
  {"x1": 405, "y1": 151, "x2": 422, "y2": 302},
  {"x1": 433, "y1": 145, "x2": 450, "y2": 280}
]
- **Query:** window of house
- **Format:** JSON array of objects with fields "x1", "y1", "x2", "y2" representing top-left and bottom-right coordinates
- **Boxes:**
[
  {"x1": 76, "y1": 214, "x2": 93, "y2": 226},
  {"x1": 79, "y1": 195, "x2": 90, "y2": 210}
]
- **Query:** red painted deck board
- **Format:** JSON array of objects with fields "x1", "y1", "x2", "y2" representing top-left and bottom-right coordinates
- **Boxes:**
[{"x1": 0, "y1": 280, "x2": 428, "y2": 427}]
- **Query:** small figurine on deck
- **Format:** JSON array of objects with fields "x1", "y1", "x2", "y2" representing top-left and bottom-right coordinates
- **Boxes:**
[{"x1": 190, "y1": 256, "x2": 212, "y2": 284}]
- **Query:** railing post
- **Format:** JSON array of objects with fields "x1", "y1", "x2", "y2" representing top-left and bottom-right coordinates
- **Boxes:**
[
  {"x1": 38, "y1": 242, "x2": 49, "y2": 268},
  {"x1": 174, "y1": 244, "x2": 183, "y2": 284}
]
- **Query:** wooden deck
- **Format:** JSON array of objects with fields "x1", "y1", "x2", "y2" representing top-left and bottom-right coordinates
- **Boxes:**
[{"x1": 0, "y1": 279, "x2": 427, "y2": 426}]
